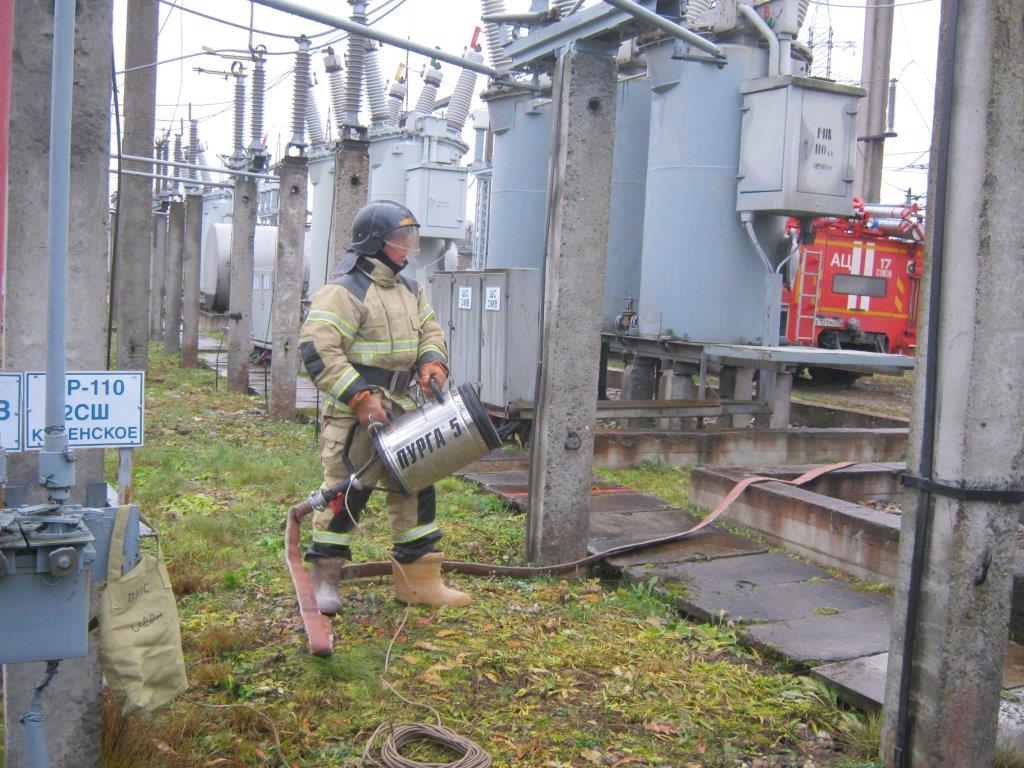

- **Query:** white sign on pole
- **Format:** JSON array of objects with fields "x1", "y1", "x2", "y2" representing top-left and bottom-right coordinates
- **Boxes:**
[
  {"x1": 457, "y1": 285, "x2": 472, "y2": 310},
  {"x1": 0, "y1": 374, "x2": 23, "y2": 452},
  {"x1": 24, "y1": 371, "x2": 145, "y2": 449}
]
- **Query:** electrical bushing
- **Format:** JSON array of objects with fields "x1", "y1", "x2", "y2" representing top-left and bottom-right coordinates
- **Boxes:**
[{"x1": 0, "y1": 505, "x2": 97, "y2": 664}]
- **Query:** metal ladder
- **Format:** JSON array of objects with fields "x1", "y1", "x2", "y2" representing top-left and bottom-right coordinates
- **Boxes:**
[{"x1": 794, "y1": 248, "x2": 824, "y2": 343}]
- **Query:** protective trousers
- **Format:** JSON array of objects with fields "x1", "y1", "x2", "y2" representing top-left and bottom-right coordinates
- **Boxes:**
[{"x1": 306, "y1": 410, "x2": 442, "y2": 564}]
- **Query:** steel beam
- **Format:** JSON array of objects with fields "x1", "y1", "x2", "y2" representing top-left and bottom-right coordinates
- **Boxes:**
[{"x1": 249, "y1": 0, "x2": 506, "y2": 78}]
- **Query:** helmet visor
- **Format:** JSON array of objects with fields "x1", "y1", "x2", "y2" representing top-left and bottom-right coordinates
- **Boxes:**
[{"x1": 383, "y1": 225, "x2": 420, "y2": 254}]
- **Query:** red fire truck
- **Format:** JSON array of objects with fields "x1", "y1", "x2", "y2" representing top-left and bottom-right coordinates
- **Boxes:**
[{"x1": 782, "y1": 200, "x2": 925, "y2": 363}]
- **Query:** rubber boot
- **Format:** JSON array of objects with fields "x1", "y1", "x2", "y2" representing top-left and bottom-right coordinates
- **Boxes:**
[
  {"x1": 392, "y1": 552, "x2": 471, "y2": 608},
  {"x1": 308, "y1": 557, "x2": 344, "y2": 615}
]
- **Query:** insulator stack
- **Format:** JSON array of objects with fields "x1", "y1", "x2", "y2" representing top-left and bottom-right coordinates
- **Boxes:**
[
  {"x1": 155, "y1": 139, "x2": 166, "y2": 193},
  {"x1": 480, "y1": 0, "x2": 511, "y2": 69},
  {"x1": 684, "y1": 0, "x2": 713, "y2": 25},
  {"x1": 323, "y1": 48, "x2": 346, "y2": 136},
  {"x1": 172, "y1": 132, "x2": 183, "y2": 192},
  {"x1": 415, "y1": 67, "x2": 442, "y2": 116},
  {"x1": 552, "y1": 0, "x2": 576, "y2": 16},
  {"x1": 196, "y1": 150, "x2": 212, "y2": 183},
  {"x1": 388, "y1": 80, "x2": 407, "y2": 125},
  {"x1": 305, "y1": 85, "x2": 327, "y2": 146},
  {"x1": 446, "y1": 50, "x2": 480, "y2": 132},
  {"x1": 344, "y1": 1, "x2": 368, "y2": 126},
  {"x1": 250, "y1": 56, "x2": 266, "y2": 150},
  {"x1": 188, "y1": 119, "x2": 200, "y2": 182},
  {"x1": 232, "y1": 73, "x2": 246, "y2": 158},
  {"x1": 291, "y1": 37, "x2": 312, "y2": 146},
  {"x1": 886, "y1": 78, "x2": 897, "y2": 134},
  {"x1": 364, "y1": 42, "x2": 391, "y2": 127}
]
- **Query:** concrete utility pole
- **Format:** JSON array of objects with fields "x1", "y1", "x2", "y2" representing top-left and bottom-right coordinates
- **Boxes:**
[
  {"x1": 115, "y1": 0, "x2": 158, "y2": 369},
  {"x1": 855, "y1": 0, "x2": 894, "y2": 202},
  {"x1": 162, "y1": 199, "x2": 184, "y2": 353},
  {"x1": 227, "y1": 174, "x2": 258, "y2": 392},
  {"x1": 269, "y1": 156, "x2": 309, "y2": 417},
  {"x1": 181, "y1": 192, "x2": 203, "y2": 366},
  {"x1": 328, "y1": 135, "x2": 369, "y2": 263},
  {"x1": 880, "y1": 2, "x2": 1024, "y2": 766},
  {"x1": 526, "y1": 45, "x2": 617, "y2": 565},
  {"x1": 149, "y1": 199, "x2": 168, "y2": 338},
  {"x1": 4, "y1": 2, "x2": 113, "y2": 764}
]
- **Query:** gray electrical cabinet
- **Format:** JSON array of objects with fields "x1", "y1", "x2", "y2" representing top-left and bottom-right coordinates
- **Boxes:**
[
  {"x1": 448, "y1": 273, "x2": 484, "y2": 393},
  {"x1": 0, "y1": 506, "x2": 97, "y2": 663},
  {"x1": 480, "y1": 269, "x2": 541, "y2": 409},
  {"x1": 251, "y1": 267, "x2": 274, "y2": 349},
  {"x1": 736, "y1": 75, "x2": 864, "y2": 217}
]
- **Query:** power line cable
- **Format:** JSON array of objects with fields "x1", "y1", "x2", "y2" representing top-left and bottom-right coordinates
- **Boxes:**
[{"x1": 810, "y1": 0, "x2": 934, "y2": 7}]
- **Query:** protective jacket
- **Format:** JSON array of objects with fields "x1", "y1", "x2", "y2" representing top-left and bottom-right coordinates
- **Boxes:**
[{"x1": 299, "y1": 253, "x2": 447, "y2": 421}]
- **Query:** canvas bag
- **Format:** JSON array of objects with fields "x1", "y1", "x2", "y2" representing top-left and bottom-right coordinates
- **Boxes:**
[{"x1": 97, "y1": 505, "x2": 188, "y2": 716}]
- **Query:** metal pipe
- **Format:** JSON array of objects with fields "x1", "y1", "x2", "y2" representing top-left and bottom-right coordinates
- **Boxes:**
[
  {"x1": 21, "y1": 661, "x2": 59, "y2": 768},
  {"x1": 737, "y1": 4, "x2": 779, "y2": 76},
  {"x1": 740, "y1": 213, "x2": 773, "y2": 273},
  {"x1": 110, "y1": 168, "x2": 234, "y2": 189},
  {"x1": 893, "y1": 2, "x2": 960, "y2": 764},
  {"x1": 600, "y1": 0, "x2": 724, "y2": 59},
  {"x1": 481, "y1": 11, "x2": 547, "y2": 23},
  {"x1": 42, "y1": 0, "x2": 76, "y2": 500},
  {"x1": 250, "y1": 0, "x2": 507, "y2": 77},
  {"x1": 778, "y1": 35, "x2": 793, "y2": 76},
  {"x1": 113, "y1": 153, "x2": 275, "y2": 179}
]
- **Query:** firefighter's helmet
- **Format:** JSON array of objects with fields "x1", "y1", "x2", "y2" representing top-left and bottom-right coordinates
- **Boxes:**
[{"x1": 350, "y1": 200, "x2": 420, "y2": 255}]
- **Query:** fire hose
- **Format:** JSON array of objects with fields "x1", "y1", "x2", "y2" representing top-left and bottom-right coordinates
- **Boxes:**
[
  {"x1": 285, "y1": 461, "x2": 856, "y2": 656},
  {"x1": 284, "y1": 460, "x2": 854, "y2": 766}
]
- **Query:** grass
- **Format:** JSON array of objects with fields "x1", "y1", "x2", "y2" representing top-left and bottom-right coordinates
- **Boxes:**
[{"x1": 1, "y1": 347, "x2": 874, "y2": 766}]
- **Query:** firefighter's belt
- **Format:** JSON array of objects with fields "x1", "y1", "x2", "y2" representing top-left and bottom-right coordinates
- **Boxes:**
[{"x1": 353, "y1": 364, "x2": 415, "y2": 393}]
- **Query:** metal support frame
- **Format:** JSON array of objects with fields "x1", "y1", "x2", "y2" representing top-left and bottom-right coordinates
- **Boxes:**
[
  {"x1": 112, "y1": 152, "x2": 273, "y2": 180},
  {"x1": 109, "y1": 167, "x2": 232, "y2": 189},
  {"x1": 250, "y1": 0, "x2": 507, "y2": 78}
]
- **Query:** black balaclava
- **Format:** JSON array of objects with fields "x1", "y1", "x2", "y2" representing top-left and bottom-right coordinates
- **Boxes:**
[{"x1": 371, "y1": 243, "x2": 406, "y2": 274}]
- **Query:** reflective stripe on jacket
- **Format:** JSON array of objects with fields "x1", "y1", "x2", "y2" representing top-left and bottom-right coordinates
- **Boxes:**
[{"x1": 298, "y1": 254, "x2": 447, "y2": 414}]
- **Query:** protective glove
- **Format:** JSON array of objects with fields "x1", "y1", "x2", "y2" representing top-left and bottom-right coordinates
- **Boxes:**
[
  {"x1": 418, "y1": 361, "x2": 448, "y2": 391},
  {"x1": 348, "y1": 389, "x2": 388, "y2": 429}
]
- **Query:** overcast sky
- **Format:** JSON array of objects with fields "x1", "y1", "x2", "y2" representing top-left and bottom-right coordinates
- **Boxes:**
[{"x1": 111, "y1": 0, "x2": 940, "y2": 207}]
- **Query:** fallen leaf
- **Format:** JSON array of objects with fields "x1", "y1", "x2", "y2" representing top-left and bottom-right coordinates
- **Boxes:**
[
  {"x1": 419, "y1": 671, "x2": 444, "y2": 686},
  {"x1": 643, "y1": 721, "x2": 680, "y2": 735},
  {"x1": 580, "y1": 748, "x2": 603, "y2": 764},
  {"x1": 254, "y1": 747, "x2": 270, "y2": 761},
  {"x1": 485, "y1": 671, "x2": 499, "y2": 683},
  {"x1": 414, "y1": 641, "x2": 442, "y2": 652},
  {"x1": 203, "y1": 760, "x2": 233, "y2": 767},
  {"x1": 153, "y1": 741, "x2": 178, "y2": 755}
]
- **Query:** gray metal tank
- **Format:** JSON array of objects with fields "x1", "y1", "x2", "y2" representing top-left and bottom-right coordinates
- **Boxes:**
[
  {"x1": 603, "y1": 74, "x2": 652, "y2": 330},
  {"x1": 636, "y1": 36, "x2": 787, "y2": 345},
  {"x1": 482, "y1": 88, "x2": 553, "y2": 270}
]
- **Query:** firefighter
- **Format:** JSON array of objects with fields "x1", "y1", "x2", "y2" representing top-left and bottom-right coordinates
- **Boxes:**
[{"x1": 298, "y1": 200, "x2": 470, "y2": 615}]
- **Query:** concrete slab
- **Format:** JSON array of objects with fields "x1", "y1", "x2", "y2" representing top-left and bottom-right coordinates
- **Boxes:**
[
  {"x1": 624, "y1": 552, "x2": 828, "y2": 589},
  {"x1": 592, "y1": 528, "x2": 766, "y2": 568},
  {"x1": 589, "y1": 508, "x2": 702, "y2": 540},
  {"x1": 587, "y1": 492, "x2": 672, "y2": 514},
  {"x1": 814, "y1": 643, "x2": 1024, "y2": 715},
  {"x1": 812, "y1": 653, "x2": 888, "y2": 712},
  {"x1": 745, "y1": 604, "x2": 892, "y2": 662}
]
